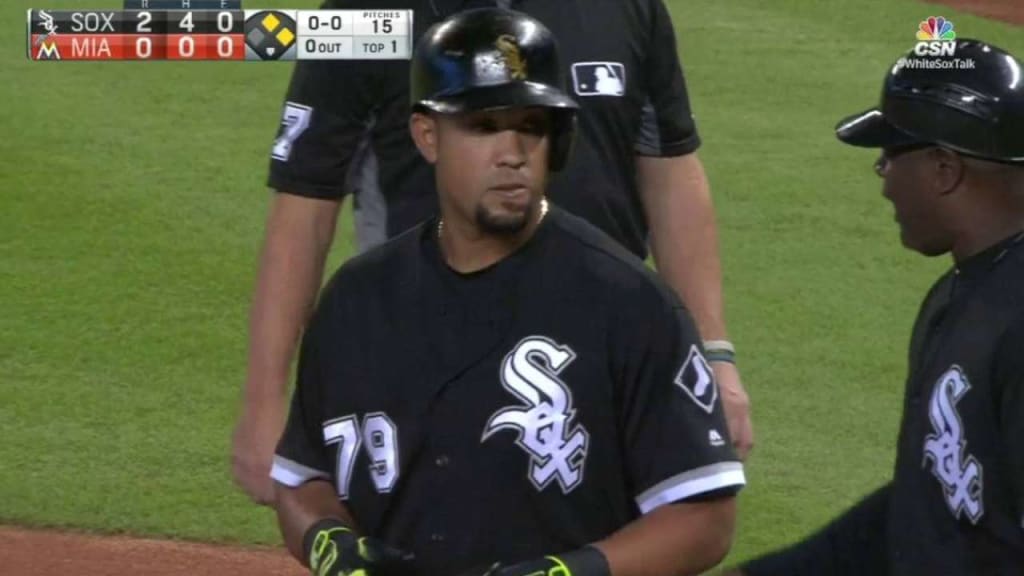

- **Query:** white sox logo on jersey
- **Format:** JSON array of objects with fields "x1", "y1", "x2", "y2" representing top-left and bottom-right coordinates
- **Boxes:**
[
  {"x1": 674, "y1": 345, "x2": 717, "y2": 414},
  {"x1": 922, "y1": 365, "x2": 984, "y2": 524},
  {"x1": 482, "y1": 336, "x2": 589, "y2": 494}
]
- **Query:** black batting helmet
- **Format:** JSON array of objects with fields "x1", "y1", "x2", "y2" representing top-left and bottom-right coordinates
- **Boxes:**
[
  {"x1": 836, "y1": 38, "x2": 1024, "y2": 164},
  {"x1": 409, "y1": 7, "x2": 580, "y2": 171}
]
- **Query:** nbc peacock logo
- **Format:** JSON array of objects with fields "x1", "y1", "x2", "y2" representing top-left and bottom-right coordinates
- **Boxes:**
[
  {"x1": 914, "y1": 16, "x2": 957, "y2": 56},
  {"x1": 917, "y1": 16, "x2": 956, "y2": 41}
]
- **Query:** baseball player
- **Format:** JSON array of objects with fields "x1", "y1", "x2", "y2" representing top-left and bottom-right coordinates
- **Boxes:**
[
  {"x1": 233, "y1": 0, "x2": 754, "y2": 505},
  {"x1": 271, "y1": 9, "x2": 746, "y2": 576},
  {"x1": 723, "y1": 38, "x2": 1024, "y2": 576}
]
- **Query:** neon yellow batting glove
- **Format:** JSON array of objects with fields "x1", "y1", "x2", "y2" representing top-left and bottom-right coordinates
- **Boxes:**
[
  {"x1": 481, "y1": 546, "x2": 610, "y2": 576},
  {"x1": 303, "y1": 519, "x2": 415, "y2": 576}
]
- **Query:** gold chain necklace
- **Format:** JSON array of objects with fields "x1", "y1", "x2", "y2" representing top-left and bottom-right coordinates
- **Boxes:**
[{"x1": 438, "y1": 197, "x2": 550, "y2": 239}]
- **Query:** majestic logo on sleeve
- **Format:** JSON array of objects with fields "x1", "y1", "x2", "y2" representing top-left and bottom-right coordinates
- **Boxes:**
[
  {"x1": 482, "y1": 336, "x2": 589, "y2": 494},
  {"x1": 922, "y1": 365, "x2": 984, "y2": 524},
  {"x1": 673, "y1": 345, "x2": 717, "y2": 414}
]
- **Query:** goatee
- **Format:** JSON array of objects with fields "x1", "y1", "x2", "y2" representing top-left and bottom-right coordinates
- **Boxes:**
[{"x1": 475, "y1": 201, "x2": 537, "y2": 235}]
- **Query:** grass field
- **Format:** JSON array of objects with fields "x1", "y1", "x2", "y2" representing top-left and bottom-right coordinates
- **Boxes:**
[{"x1": 2, "y1": 0, "x2": 1022, "y2": 568}]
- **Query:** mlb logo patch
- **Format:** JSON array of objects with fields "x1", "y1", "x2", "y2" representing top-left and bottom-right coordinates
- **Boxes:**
[
  {"x1": 674, "y1": 345, "x2": 717, "y2": 414},
  {"x1": 570, "y1": 62, "x2": 626, "y2": 96}
]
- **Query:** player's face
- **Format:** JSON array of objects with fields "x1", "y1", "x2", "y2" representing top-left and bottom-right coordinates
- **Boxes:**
[
  {"x1": 875, "y1": 145, "x2": 956, "y2": 256},
  {"x1": 416, "y1": 107, "x2": 551, "y2": 235}
]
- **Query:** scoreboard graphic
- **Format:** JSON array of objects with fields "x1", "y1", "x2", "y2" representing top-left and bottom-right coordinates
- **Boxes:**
[{"x1": 27, "y1": 0, "x2": 412, "y2": 61}]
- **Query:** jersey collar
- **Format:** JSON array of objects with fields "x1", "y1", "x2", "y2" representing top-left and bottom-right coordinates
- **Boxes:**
[{"x1": 950, "y1": 229, "x2": 1024, "y2": 296}]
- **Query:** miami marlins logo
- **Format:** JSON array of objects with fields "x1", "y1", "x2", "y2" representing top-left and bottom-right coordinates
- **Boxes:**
[
  {"x1": 34, "y1": 10, "x2": 61, "y2": 60},
  {"x1": 495, "y1": 34, "x2": 527, "y2": 80},
  {"x1": 922, "y1": 365, "x2": 984, "y2": 523},
  {"x1": 482, "y1": 336, "x2": 589, "y2": 493}
]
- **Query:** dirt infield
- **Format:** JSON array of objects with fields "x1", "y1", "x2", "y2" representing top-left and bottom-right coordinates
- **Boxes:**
[
  {"x1": 0, "y1": 526, "x2": 305, "y2": 576},
  {"x1": 924, "y1": 0, "x2": 1024, "y2": 26}
]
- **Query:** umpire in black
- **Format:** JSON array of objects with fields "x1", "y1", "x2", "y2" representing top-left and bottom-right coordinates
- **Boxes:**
[{"x1": 723, "y1": 38, "x2": 1024, "y2": 576}]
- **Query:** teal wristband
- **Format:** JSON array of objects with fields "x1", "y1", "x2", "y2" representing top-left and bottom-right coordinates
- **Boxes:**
[
  {"x1": 703, "y1": 339, "x2": 737, "y2": 365},
  {"x1": 705, "y1": 350, "x2": 736, "y2": 364}
]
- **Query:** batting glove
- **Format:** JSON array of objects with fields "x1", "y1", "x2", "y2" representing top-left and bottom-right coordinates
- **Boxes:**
[
  {"x1": 481, "y1": 546, "x2": 610, "y2": 576},
  {"x1": 303, "y1": 519, "x2": 414, "y2": 576}
]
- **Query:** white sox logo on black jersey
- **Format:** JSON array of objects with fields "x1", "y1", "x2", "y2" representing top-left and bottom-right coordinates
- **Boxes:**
[
  {"x1": 922, "y1": 365, "x2": 984, "y2": 524},
  {"x1": 674, "y1": 345, "x2": 717, "y2": 414},
  {"x1": 482, "y1": 336, "x2": 589, "y2": 494}
]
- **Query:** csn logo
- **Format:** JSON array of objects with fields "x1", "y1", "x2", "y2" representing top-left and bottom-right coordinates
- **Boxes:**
[{"x1": 914, "y1": 16, "x2": 956, "y2": 57}]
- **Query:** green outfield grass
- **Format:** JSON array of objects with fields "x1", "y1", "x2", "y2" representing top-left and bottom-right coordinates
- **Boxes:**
[{"x1": 2, "y1": 0, "x2": 1022, "y2": 567}]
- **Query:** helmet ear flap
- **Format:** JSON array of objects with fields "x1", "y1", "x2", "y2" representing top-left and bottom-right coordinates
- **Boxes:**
[{"x1": 549, "y1": 111, "x2": 578, "y2": 172}]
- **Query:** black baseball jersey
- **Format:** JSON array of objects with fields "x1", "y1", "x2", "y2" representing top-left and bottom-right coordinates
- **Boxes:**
[
  {"x1": 887, "y1": 231, "x2": 1024, "y2": 574},
  {"x1": 740, "y1": 232, "x2": 1024, "y2": 576},
  {"x1": 271, "y1": 207, "x2": 744, "y2": 576},
  {"x1": 267, "y1": 0, "x2": 700, "y2": 259}
]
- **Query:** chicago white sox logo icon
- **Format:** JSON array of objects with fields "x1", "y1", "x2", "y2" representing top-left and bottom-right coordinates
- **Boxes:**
[
  {"x1": 922, "y1": 365, "x2": 984, "y2": 524},
  {"x1": 674, "y1": 345, "x2": 717, "y2": 414},
  {"x1": 482, "y1": 336, "x2": 589, "y2": 494}
]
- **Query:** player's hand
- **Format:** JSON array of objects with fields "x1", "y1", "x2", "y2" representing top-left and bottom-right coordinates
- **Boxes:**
[
  {"x1": 480, "y1": 557, "x2": 592, "y2": 576},
  {"x1": 711, "y1": 361, "x2": 754, "y2": 461},
  {"x1": 477, "y1": 547, "x2": 610, "y2": 576},
  {"x1": 231, "y1": 394, "x2": 287, "y2": 505},
  {"x1": 308, "y1": 525, "x2": 414, "y2": 576}
]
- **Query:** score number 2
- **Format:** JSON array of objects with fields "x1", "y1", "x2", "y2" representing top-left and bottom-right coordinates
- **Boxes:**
[{"x1": 132, "y1": 11, "x2": 154, "y2": 58}]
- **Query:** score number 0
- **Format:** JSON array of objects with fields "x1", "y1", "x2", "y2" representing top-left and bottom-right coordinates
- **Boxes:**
[
  {"x1": 131, "y1": 11, "x2": 238, "y2": 59},
  {"x1": 307, "y1": 14, "x2": 344, "y2": 31},
  {"x1": 175, "y1": 11, "x2": 236, "y2": 58}
]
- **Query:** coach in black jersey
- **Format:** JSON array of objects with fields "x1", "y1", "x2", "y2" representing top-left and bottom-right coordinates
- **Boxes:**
[
  {"x1": 271, "y1": 9, "x2": 745, "y2": 576},
  {"x1": 724, "y1": 39, "x2": 1024, "y2": 576},
  {"x1": 232, "y1": 0, "x2": 754, "y2": 504}
]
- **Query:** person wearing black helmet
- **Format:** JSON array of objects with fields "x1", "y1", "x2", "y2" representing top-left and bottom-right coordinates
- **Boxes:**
[
  {"x1": 721, "y1": 38, "x2": 1024, "y2": 576},
  {"x1": 269, "y1": 8, "x2": 745, "y2": 576},
  {"x1": 233, "y1": 0, "x2": 755, "y2": 506}
]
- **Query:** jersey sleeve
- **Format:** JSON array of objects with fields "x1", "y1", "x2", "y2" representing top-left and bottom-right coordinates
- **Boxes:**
[
  {"x1": 270, "y1": 290, "x2": 337, "y2": 487},
  {"x1": 265, "y1": 53, "x2": 379, "y2": 199},
  {"x1": 633, "y1": 0, "x2": 701, "y2": 158},
  {"x1": 615, "y1": 288, "x2": 745, "y2": 514},
  {"x1": 993, "y1": 311, "x2": 1024, "y2": 522}
]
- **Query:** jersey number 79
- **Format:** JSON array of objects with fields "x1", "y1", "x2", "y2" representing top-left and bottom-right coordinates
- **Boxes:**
[{"x1": 323, "y1": 412, "x2": 399, "y2": 498}]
